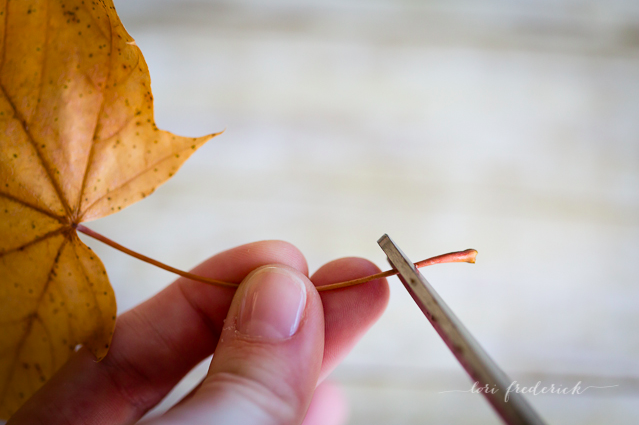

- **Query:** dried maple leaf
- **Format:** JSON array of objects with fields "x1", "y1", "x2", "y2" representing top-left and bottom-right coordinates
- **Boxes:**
[{"x1": 0, "y1": 0, "x2": 216, "y2": 417}]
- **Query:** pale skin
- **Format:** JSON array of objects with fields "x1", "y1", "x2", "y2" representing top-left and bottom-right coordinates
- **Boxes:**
[{"x1": 8, "y1": 240, "x2": 390, "y2": 425}]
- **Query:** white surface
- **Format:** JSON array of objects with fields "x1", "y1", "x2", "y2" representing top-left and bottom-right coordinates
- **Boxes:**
[{"x1": 81, "y1": 1, "x2": 639, "y2": 423}]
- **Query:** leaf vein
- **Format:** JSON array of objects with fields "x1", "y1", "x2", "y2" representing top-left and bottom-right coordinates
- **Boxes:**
[
  {"x1": 0, "y1": 191, "x2": 65, "y2": 222},
  {"x1": 79, "y1": 142, "x2": 196, "y2": 219},
  {"x1": 0, "y1": 1, "x2": 71, "y2": 218},
  {"x1": 71, "y1": 236, "x2": 104, "y2": 330},
  {"x1": 0, "y1": 0, "x2": 9, "y2": 71},
  {"x1": 33, "y1": 314, "x2": 56, "y2": 371},
  {"x1": 0, "y1": 236, "x2": 67, "y2": 405},
  {"x1": 76, "y1": 4, "x2": 114, "y2": 218},
  {"x1": 29, "y1": 0, "x2": 49, "y2": 129},
  {"x1": 0, "y1": 85, "x2": 72, "y2": 218},
  {"x1": 80, "y1": 0, "x2": 109, "y2": 41},
  {"x1": 0, "y1": 227, "x2": 66, "y2": 258}
]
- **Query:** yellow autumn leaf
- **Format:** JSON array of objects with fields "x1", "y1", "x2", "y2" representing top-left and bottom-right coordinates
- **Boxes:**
[{"x1": 0, "y1": 0, "x2": 217, "y2": 417}]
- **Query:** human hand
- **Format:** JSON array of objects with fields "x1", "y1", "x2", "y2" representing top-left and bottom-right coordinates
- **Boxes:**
[{"x1": 8, "y1": 240, "x2": 389, "y2": 425}]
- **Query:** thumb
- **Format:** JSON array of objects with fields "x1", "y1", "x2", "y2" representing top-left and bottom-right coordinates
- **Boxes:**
[{"x1": 153, "y1": 265, "x2": 325, "y2": 425}]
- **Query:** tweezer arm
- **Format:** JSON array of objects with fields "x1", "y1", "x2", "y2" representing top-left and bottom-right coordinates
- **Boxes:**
[{"x1": 378, "y1": 234, "x2": 545, "y2": 425}]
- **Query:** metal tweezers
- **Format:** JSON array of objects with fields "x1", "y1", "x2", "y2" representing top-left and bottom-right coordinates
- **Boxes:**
[{"x1": 378, "y1": 234, "x2": 546, "y2": 425}]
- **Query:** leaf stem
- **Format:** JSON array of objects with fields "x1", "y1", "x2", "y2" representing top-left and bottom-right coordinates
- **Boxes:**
[
  {"x1": 76, "y1": 224, "x2": 477, "y2": 292},
  {"x1": 76, "y1": 224, "x2": 236, "y2": 288},
  {"x1": 316, "y1": 248, "x2": 477, "y2": 291}
]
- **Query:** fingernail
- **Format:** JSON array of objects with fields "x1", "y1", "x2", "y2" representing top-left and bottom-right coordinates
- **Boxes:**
[{"x1": 238, "y1": 266, "x2": 307, "y2": 340}]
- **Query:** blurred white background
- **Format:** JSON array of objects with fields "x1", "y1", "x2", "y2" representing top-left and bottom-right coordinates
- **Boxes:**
[{"x1": 82, "y1": 0, "x2": 639, "y2": 423}]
